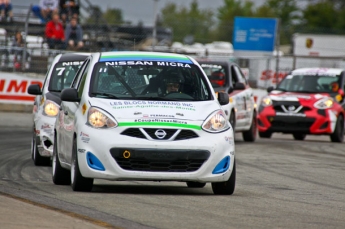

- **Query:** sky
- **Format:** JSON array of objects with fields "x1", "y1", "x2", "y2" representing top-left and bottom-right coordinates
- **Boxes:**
[{"x1": 11, "y1": 0, "x2": 265, "y2": 26}]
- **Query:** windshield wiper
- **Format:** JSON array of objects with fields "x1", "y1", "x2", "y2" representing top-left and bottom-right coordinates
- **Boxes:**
[{"x1": 90, "y1": 92, "x2": 119, "y2": 99}]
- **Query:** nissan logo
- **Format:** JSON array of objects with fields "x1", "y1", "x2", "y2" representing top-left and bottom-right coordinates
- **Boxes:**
[
  {"x1": 288, "y1": 105, "x2": 295, "y2": 111},
  {"x1": 155, "y1": 129, "x2": 167, "y2": 139}
]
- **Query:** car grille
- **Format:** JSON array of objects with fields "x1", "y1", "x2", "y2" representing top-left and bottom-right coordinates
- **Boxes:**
[
  {"x1": 121, "y1": 128, "x2": 199, "y2": 141},
  {"x1": 110, "y1": 148, "x2": 210, "y2": 172},
  {"x1": 268, "y1": 116, "x2": 315, "y2": 132},
  {"x1": 272, "y1": 101, "x2": 311, "y2": 114}
]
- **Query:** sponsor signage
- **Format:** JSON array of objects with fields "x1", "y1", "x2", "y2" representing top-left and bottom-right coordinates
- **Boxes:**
[
  {"x1": 233, "y1": 17, "x2": 278, "y2": 55},
  {"x1": 0, "y1": 73, "x2": 44, "y2": 104}
]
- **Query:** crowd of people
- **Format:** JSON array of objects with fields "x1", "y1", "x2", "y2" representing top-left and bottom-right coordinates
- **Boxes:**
[{"x1": 32, "y1": 0, "x2": 84, "y2": 51}]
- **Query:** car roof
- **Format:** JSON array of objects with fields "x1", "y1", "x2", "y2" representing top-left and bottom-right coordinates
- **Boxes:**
[
  {"x1": 57, "y1": 52, "x2": 91, "y2": 62},
  {"x1": 197, "y1": 59, "x2": 231, "y2": 65},
  {"x1": 291, "y1": 68, "x2": 344, "y2": 76},
  {"x1": 97, "y1": 51, "x2": 194, "y2": 64}
]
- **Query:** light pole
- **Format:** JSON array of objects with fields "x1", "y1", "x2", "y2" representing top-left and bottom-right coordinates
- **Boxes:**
[{"x1": 152, "y1": 0, "x2": 158, "y2": 51}]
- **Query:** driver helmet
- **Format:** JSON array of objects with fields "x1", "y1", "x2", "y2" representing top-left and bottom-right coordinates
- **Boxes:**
[{"x1": 163, "y1": 71, "x2": 184, "y2": 92}]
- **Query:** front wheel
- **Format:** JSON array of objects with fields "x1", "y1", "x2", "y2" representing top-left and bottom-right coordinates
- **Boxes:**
[
  {"x1": 242, "y1": 112, "x2": 257, "y2": 142},
  {"x1": 229, "y1": 111, "x2": 236, "y2": 133},
  {"x1": 32, "y1": 126, "x2": 50, "y2": 166},
  {"x1": 330, "y1": 115, "x2": 344, "y2": 142},
  {"x1": 259, "y1": 131, "x2": 272, "y2": 139},
  {"x1": 52, "y1": 133, "x2": 70, "y2": 185},
  {"x1": 292, "y1": 133, "x2": 306, "y2": 140},
  {"x1": 71, "y1": 138, "x2": 93, "y2": 192},
  {"x1": 212, "y1": 160, "x2": 236, "y2": 195}
]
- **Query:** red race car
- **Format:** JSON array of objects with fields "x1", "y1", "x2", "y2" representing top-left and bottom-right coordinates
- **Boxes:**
[{"x1": 257, "y1": 68, "x2": 345, "y2": 142}]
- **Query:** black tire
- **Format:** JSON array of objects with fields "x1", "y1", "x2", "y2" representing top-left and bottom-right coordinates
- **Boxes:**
[
  {"x1": 212, "y1": 160, "x2": 236, "y2": 195},
  {"x1": 186, "y1": 182, "x2": 206, "y2": 188},
  {"x1": 242, "y1": 112, "x2": 257, "y2": 142},
  {"x1": 71, "y1": 138, "x2": 93, "y2": 192},
  {"x1": 229, "y1": 110, "x2": 236, "y2": 133},
  {"x1": 292, "y1": 133, "x2": 306, "y2": 140},
  {"x1": 258, "y1": 131, "x2": 272, "y2": 138},
  {"x1": 330, "y1": 115, "x2": 344, "y2": 142},
  {"x1": 52, "y1": 133, "x2": 70, "y2": 185},
  {"x1": 32, "y1": 126, "x2": 50, "y2": 166}
]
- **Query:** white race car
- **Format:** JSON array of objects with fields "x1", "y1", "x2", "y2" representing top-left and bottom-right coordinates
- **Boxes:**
[
  {"x1": 27, "y1": 53, "x2": 90, "y2": 166},
  {"x1": 53, "y1": 51, "x2": 236, "y2": 195}
]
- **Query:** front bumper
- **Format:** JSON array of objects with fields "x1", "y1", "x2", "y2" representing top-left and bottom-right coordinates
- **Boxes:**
[
  {"x1": 257, "y1": 106, "x2": 337, "y2": 134},
  {"x1": 76, "y1": 126, "x2": 235, "y2": 183},
  {"x1": 34, "y1": 114, "x2": 56, "y2": 157}
]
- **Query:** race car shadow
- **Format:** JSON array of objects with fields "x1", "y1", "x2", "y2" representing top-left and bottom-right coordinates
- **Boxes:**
[{"x1": 91, "y1": 182, "x2": 215, "y2": 195}]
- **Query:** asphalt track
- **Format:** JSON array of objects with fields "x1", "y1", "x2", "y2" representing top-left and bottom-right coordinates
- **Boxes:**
[{"x1": 0, "y1": 112, "x2": 344, "y2": 229}]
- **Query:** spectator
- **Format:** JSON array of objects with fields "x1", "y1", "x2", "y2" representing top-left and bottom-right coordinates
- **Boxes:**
[
  {"x1": 45, "y1": 12, "x2": 66, "y2": 49},
  {"x1": 11, "y1": 31, "x2": 30, "y2": 70},
  {"x1": 59, "y1": 0, "x2": 79, "y2": 25},
  {"x1": 65, "y1": 16, "x2": 84, "y2": 50},
  {"x1": 32, "y1": 0, "x2": 59, "y2": 24},
  {"x1": 0, "y1": 0, "x2": 13, "y2": 23}
]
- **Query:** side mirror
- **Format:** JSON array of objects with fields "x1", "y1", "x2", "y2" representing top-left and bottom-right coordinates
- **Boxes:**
[
  {"x1": 267, "y1": 86, "x2": 274, "y2": 93},
  {"x1": 218, "y1": 92, "x2": 229, "y2": 105},
  {"x1": 27, "y1": 84, "x2": 42, "y2": 95},
  {"x1": 233, "y1": 82, "x2": 245, "y2": 90},
  {"x1": 228, "y1": 86, "x2": 234, "y2": 94},
  {"x1": 61, "y1": 88, "x2": 80, "y2": 102}
]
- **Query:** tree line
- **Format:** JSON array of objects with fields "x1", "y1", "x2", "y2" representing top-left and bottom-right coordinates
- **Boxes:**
[{"x1": 86, "y1": 0, "x2": 345, "y2": 46}]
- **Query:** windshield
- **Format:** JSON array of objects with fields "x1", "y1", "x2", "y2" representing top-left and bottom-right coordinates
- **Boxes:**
[
  {"x1": 199, "y1": 63, "x2": 226, "y2": 88},
  {"x1": 89, "y1": 62, "x2": 212, "y2": 101},
  {"x1": 48, "y1": 62, "x2": 83, "y2": 92},
  {"x1": 276, "y1": 74, "x2": 341, "y2": 93}
]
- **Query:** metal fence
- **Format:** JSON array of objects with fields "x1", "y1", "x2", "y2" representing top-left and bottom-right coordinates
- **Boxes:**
[{"x1": 1, "y1": 3, "x2": 345, "y2": 89}]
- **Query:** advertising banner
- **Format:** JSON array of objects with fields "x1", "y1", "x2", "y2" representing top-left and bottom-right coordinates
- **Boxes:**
[
  {"x1": 0, "y1": 72, "x2": 43, "y2": 104},
  {"x1": 233, "y1": 17, "x2": 278, "y2": 55}
]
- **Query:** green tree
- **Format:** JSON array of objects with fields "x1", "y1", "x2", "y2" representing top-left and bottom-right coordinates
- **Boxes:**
[
  {"x1": 216, "y1": 0, "x2": 255, "y2": 42},
  {"x1": 255, "y1": 0, "x2": 300, "y2": 45},
  {"x1": 103, "y1": 8, "x2": 124, "y2": 25},
  {"x1": 301, "y1": 1, "x2": 342, "y2": 33},
  {"x1": 160, "y1": 0, "x2": 215, "y2": 43}
]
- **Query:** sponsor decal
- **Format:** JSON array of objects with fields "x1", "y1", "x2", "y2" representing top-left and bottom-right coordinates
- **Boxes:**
[
  {"x1": 61, "y1": 61, "x2": 84, "y2": 66},
  {"x1": 100, "y1": 53, "x2": 193, "y2": 64},
  {"x1": 41, "y1": 123, "x2": 51, "y2": 129},
  {"x1": 40, "y1": 97, "x2": 44, "y2": 105},
  {"x1": 306, "y1": 38, "x2": 313, "y2": 49},
  {"x1": 118, "y1": 122, "x2": 201, "y2": 130},
  {"x1": 135, "y1": 119, "x2": 187, "y2": 125},
  {"x1": 82, "y1": 103, "x2": 87, "y2": 115},
  {"x1": 104, "y1": 61, "x2": 191, "y2": 68},
  {"x1": 110, "y1": 101, "x2": 196, "y2": 111},
  {"x1": 80, "y1": 131, "x2": 90, "y2": 143},
  {"x1": 149, "y1": 114, "x2": 175, "y2": 118},
  {"x1": 78, "y1": 149, "x2": 86, "y2": 153},
  {"x1": 276, "y1": 112, "x2": 306, "y2": 117}
]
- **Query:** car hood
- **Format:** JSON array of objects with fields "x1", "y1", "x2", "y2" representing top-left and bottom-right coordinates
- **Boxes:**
[
  {"x1": 87, "y1": 98, "x2": 221, "y2": 122},
  {"x1": 269, "y1": 91, "x2": 331, "y2": 102},
  {"x1": 46, "y1": 91, "x2": 62, "y2": 105}
]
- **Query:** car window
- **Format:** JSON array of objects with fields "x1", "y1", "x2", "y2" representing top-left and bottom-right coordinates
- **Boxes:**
[
  {"x1": 199, "y1": 63, "x2": 226, "y2": 88},
  {"x1": 89, "y1": 62, "x2": 212, "y2": 101},
  {"x1": 72, "y1": 59, "x2": 90, "y2": 89},
  {"x1": 233, "y1": 66, "x2": 247, "y2": 84},
  {"x1": 77, "y1": 61, "x2": 91, "y2": 98},
  {"x1": 48, "y1": 62, "x2": 84, "y2": 92},
  {"x1": 277, "y1": 74, "x2": 341, "y2": 93}
]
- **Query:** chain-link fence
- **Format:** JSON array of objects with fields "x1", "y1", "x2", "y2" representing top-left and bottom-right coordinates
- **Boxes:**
[{"x1": 1, "y1": 2, "x2": 345, "y2": 89}]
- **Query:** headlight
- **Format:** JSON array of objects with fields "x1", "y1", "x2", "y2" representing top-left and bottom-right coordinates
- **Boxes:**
[
  {"x1": 202, "y1": 110, "x2": 229, "y2": 133},
  {"x1": 43, "y1": 100, "x2": 59, "y2": 116},
  {"x1": 87, "y1": 107, "x2": 117, "y2": 128},
  {"x1": 260, "y1": 96, "x2": 272, "y2": 107},
  {"x1": 314, "y1": 97, "x2": 333, "y2": 109}
]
